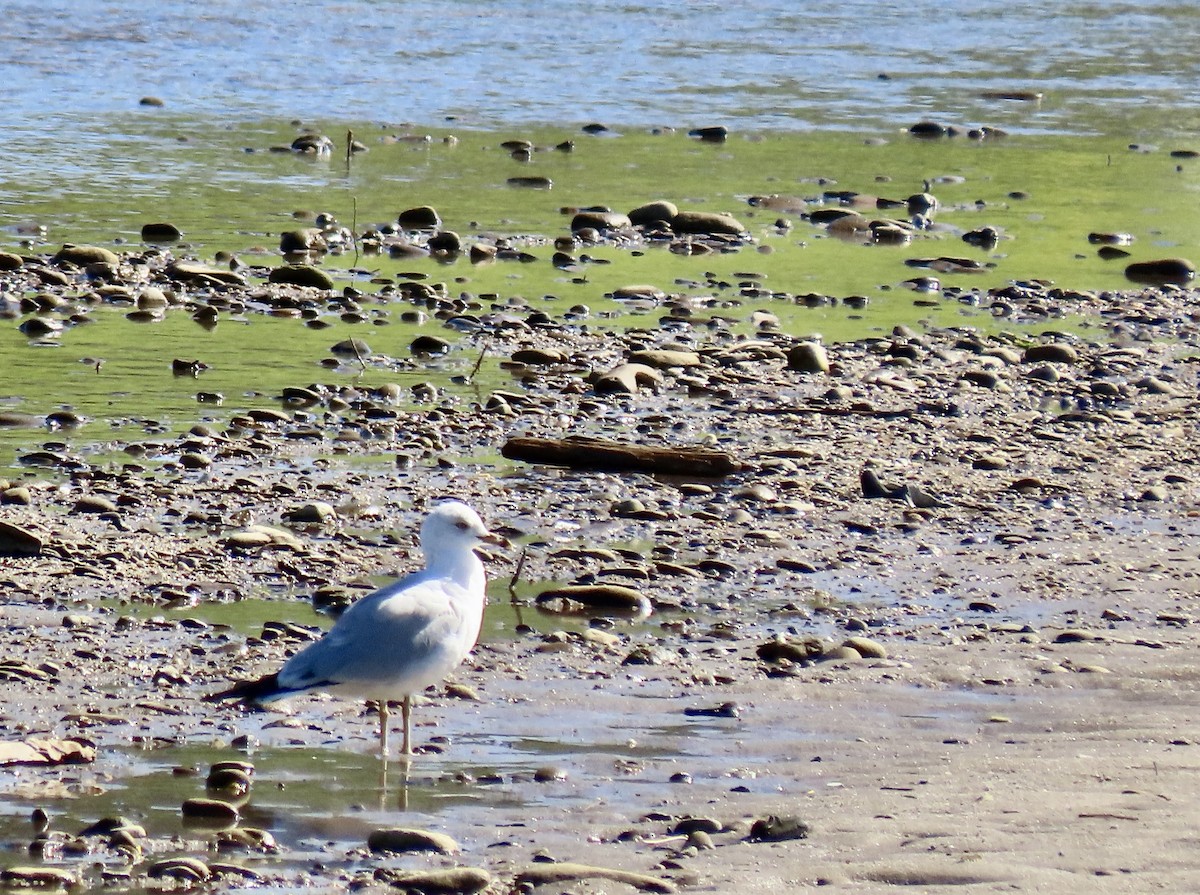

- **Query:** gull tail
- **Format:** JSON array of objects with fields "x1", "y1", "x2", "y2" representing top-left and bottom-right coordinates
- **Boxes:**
[{"x1": 204, "y1": 672, "x2": 284, "y2": 704}]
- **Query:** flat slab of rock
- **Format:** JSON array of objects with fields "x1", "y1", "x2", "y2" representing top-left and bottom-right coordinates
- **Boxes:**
[
  {"x1": 0, "y1": 520, "x2": 42, "y2": 556},
  {"x1": 0, "y1": 737, "x2": 96, "y2": 766}
]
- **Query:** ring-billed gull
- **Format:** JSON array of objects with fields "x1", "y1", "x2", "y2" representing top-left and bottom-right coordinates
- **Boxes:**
[{"x1": 206, "y1": 501, "x2": 499, "y2": 758}]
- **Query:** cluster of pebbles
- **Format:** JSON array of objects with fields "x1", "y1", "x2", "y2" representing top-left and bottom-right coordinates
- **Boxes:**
[{"x1": 2, "y1": 190, "x2": 1200, "y2": 891}]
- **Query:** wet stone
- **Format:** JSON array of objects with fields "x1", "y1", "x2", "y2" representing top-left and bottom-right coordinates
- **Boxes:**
[{"x1": 368, "y1": 827, "x2": 459, "y2": 855}]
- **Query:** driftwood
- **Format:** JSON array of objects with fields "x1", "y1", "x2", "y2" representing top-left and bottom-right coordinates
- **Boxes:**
[{"x1": 500, "y1": 436, "x2": 740, "y2": 477}]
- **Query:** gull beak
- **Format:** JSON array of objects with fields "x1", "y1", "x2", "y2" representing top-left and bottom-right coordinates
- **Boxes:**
[{"x1": 479, "y1": 530, "x2": 507, "y2": 548}]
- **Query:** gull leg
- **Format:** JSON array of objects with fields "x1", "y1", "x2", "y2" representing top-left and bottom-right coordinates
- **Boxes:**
[
  {"x1": 401, "y1": 695, "x2": 413, "y2": 756},
  {"x1": 379, "y1": 700, "x2": 389, "y2": 761}
]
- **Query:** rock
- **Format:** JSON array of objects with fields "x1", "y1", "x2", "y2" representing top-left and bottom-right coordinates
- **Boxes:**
[
  {"x1": 909, "y1": 120, "x2": 948, "y2": 138},
  {"x1": 165, "y1": 260, "x2": 247, "y2": 286},
  {"x1": 670, "y1": 210, "x2": 746, "y2": 235},
  {"x1": 283, "y1": 502, "x2": 336, "y2": 524},
  {"x1": 511, "y1": 347, "x2": 568, "y2": 365},
  {"x1": 52, "y1": 244, "x2": 119, "y2": 267},
  {"x1": 225, "y1": 525, "x2": 304, "y2": 551},
  {"x1": 268, "y1": 264, "x2": 335, "y2": 290},
  {"x1": 279, "y1": 228, "x2": 327, "y2": 253},
  {"x1": 748, "y1": 815, "x2": 811, "y2": 842},
  {"x1": 147, "y1": 857, "x2": 212, "y2": 882},
  {"x1": 688, "y1": 125, "x2": 728, "y2": 142},
  {"x1": 786, "y1": 341, "x2": 830, "y2": 373},
  {"x1": 0, "y1": 251, "x2": 23, "y2": 270},
  {"x1": 671, "y1": 817, "x2": 723, "y2": 835},
  {"x1": 428, "y1": 230, "x2": 462, "y2": 254},
  {"x1": 72, "y1": 495, "x2": 118, "y2": 514},
  {"x1": 628, "y1": 200, "x2": 679, "y2": 227},
  {"x1": 397, "y1": 206, "x2": 441, "y2": 229},
  {"x1": 141, "y1": 222, "x2": 182, "y2": 242},
  {"x1": 375, "y1": 868, "x2": 492, "y2": 895},
  {"x1": 571, "y1": 210, "x2": 632, "y2": 232},
  {"x1": 2, "y1": 487, "x2": 32, "y2": 506},
  {"x1": 0, "y1": 520, "x2": 41, "y2": 556},
  {"x1": 513, "y1": 863, "x2": 675, "y2": 894},
  {"x1": 180, "y1": 798, "x2": 239, "y2": 823},
  {"x1": 535, "y1": 584, "x2": 652, "y2": 616},
  {"x1": 1022, "y1": 343, "x2": 1078, "y2": 364},
  {"x1": 367, "y1": 827, "x2": 459, "y2": 855},
  {"x1": 291, "y1": 133, "x2": 333, "y2": 154},
  {"x1": 757, "y1": 635, "x2": 824, "y2": 663},
  {"x1": 18, "y1": 317, "x2": 63, "y2": 338},
  {"x1": 0, "y1": 738, "x2": 95, "y2": 767},
  {"x1": 628, "y1": 349, "x2": 702, "y2": 369},
  {"x1": 0, "y1": 867, "x2": 78, "y2": 888},
  {"x1": 410, "y1": 335, "x2": 452, "y2": 355},
  {"x1": 611, "y1": 284, "x2": 666, "y2": 302},
  {"x1": 330, "y1": 338, "x2": 371, "y2": 357},
  {"x1": 593, "y1": 363, "x2": 663, "y2": 395},
  {"x1": 843, "y1": 636, "x2": 887, "y2": 659},
  {"x1": 1124, "y1": 257, "x2": 1195, "y2": 285}
]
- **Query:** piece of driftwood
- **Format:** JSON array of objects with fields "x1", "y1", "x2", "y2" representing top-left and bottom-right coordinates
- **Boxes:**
[{"x1": 501, "y1": 436, "x2": 740, "y2": 477}]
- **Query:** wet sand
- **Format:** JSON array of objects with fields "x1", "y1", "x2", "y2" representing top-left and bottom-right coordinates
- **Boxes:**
[{"x1": 3, "y1": 274, "x2": 1200, "y2": 892}]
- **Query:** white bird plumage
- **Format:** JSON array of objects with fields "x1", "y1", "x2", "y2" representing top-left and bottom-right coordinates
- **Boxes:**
[{"x1": 207, "y1": 501, "x2": 498, "y2": 757}]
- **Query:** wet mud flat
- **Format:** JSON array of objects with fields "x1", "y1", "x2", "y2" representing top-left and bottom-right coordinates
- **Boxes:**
[{"x1": 2, "y1": 263, "x2": 1200, "y2": 892}]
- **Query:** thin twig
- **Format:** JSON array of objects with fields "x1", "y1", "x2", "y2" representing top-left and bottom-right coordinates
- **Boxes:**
[
  {"x1": 465, "y1": 338, "x2": 489, "y2": 383},
  {"x1": 508, "y1": 545, "x2": 528, "y2": 604}
]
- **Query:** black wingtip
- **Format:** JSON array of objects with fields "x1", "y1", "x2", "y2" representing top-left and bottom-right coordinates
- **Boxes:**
[{"x1": 204, "y1": 672, "x2": 281, "y2": 704}]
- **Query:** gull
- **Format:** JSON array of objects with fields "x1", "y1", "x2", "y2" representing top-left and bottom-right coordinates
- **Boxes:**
[{"x1": 206, "y1": 501, "x2": 499, "y2": 758}]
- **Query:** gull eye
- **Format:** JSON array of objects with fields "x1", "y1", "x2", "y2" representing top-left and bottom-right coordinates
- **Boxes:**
[{"x1": 454, "y1": 520, "x2": 470, "y2": 531}]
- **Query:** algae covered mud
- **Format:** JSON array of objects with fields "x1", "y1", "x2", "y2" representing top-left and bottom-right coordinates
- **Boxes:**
[{"x1": 0, "y1": 123, "x2": 1197, "y2": 460}]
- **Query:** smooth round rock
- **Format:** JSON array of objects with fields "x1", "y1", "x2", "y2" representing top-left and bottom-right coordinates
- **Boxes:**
[
  {"x1": 268, "y1": 265, "x2": 335, "y2": 290},
  {"x1": 368, "y1": 828, "x2": 459, "y2": 855},
  {"x1": 786, "y1": 342, "x2": 830, "y2": 374}
]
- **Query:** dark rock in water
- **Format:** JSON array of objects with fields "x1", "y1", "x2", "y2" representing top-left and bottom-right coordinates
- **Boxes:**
[
  {"x1": 0, "y1": 520, "x2": 42, "y2": 556},
  {"x1": 962, "y1": 226, "x2": 999, "y2": 249},
  {"x1": 139, "y1": 95, "x2": 165, "y2": 107},
  {"x1": 410, "y1": 335, "x2": 451, "y2": 355},
  {"x1": 581, "y1": 122, "x2": 610, "y2": 134},
  {"x1": 749, "y1": 815, "x2": 810, "y2": 842},
  {"x1": 909, "y1": 120, "x2": 948, "y2": 138},
  {"x1": 141, "y1": 222, "x2": 182, "y2": 243},
  {"x1": 427, "y1": 230, "x2": 462, "y2": 254},
  {"x1": 1098, "y1": 246, "x2": 1131, "y2": 260},
  {"x1": 279, "y1": 228, "x2": 326, "y2": 253},
  {"x1": 571, "y1": 210, "x2": 632, "y2": 232},
  {"x1": 291, "y1": 133, "x2": 333, "y2": 154},
  {"x1": 671, "y1": 210, "x2": 746, "y2": 235},
  {"x1": 535, "y1": 584, "x2": 651, "y2": 616},
  {"x1": 628, "y1": 200, "x2": 679, "y2": 227},
  {"x1": 53, "y1": 244, "x2": 119, "y2": 267},
  {"x1": 507, "y1": 176, "x2": 553, "y2": 189},
  {"x1": 180, "y1": 798, "x2": 238, "y2": 823},
  {"x1": 330, "y1": 338, "x2": 371, "y2": 357},
  {"x1": 268, "y1": 265, "x2": 334, "y2": 290},
  {"x1": 1088, "y1": 231, "x2": 1134, "y2": 245},
  {"x1": 1124, "y1": 257, "x2": 1195, "y2": 285},
  {"x1": 398, "y1": 205, "x2": 441, "y2": 229},
  {"x1": 166, "y1": 261, "x2": 246, "y2": 286},
  {"x1": 688, "y1": 125, "x2": 728, "y2": 142},
  {"x1": 18, "y1": 317, "x2": 62, "y2": 338}
]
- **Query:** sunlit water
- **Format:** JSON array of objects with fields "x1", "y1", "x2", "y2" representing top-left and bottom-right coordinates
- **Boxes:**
[{"x1": 3, "y1": 0, "x2": 1199, "y2": 139}]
